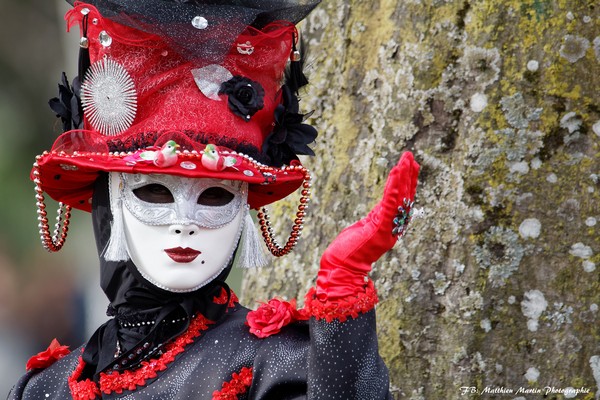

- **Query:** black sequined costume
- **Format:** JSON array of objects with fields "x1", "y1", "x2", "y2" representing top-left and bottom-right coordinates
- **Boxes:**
[{"x1": 9, "y1": 302, "x2": 391, "y2": 399}]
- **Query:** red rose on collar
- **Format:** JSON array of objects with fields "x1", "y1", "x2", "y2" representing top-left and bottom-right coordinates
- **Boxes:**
[
  {"x1": 26, "y1": 338, "x2": 70, "y2": 371},
  {"x1": 246, "y1": 298, "x2": 308, "y2": 338}
]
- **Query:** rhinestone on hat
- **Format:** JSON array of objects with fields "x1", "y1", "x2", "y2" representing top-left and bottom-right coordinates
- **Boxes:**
[
  {"x1": 81, "y1": 57, "x2": 137, "y2": 136},
  {"x1": 192, "y1": 16, "x2": 208, "y2": 29},
  {"x1": 180, "y1": 161, "x2": 197, "y2": 170},
  {"x1": 99, "y1": 30, "x2": 112, "y2": 47}
]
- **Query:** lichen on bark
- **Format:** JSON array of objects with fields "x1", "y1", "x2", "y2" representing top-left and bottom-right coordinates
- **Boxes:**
[{"x1": 241, "y1": 1, "x2": 600, "y2": 398}]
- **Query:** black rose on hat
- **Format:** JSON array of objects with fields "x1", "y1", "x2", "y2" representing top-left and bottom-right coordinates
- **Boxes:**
[{"x1": 219, "y1": 76, "x2": 265, "y2": 121}]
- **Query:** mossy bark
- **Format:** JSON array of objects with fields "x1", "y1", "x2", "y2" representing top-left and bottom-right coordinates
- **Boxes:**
[{"x1": 241, "y1": 1, "x2": 600, "y2": 399}]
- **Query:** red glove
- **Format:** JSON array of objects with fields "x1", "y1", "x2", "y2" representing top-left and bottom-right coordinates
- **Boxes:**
[{"x1": 316, "y1": 152, "x2": 420, "y2": 300}]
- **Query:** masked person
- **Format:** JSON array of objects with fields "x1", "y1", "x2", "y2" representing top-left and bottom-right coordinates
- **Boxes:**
[{"x1": 9, "y1": 1, "x2": 420, "y2": 399}]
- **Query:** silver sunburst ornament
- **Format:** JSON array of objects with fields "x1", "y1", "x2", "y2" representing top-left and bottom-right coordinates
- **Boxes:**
[{"x1": 81, "y1": 57, "x2": 137, "y2": 136}]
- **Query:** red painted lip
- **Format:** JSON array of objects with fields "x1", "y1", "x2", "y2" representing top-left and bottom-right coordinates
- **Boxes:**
[{"x1": 164, "y1": 247, "x2": 202, "y2": 263}]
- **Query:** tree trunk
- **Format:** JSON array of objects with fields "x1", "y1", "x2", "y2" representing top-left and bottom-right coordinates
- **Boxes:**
[{"x1": 241, "y1": 1, "x2": 600, "y2": 399}]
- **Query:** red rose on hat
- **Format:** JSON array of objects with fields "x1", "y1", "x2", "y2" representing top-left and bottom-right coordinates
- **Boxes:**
[{"x1": 246, "y1": 299, "x2": 308, "y2": 338}]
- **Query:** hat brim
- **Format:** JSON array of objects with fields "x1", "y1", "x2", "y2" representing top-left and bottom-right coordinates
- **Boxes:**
[{"x1": 33, "y1": 150, "x2": 307, "y2": 212}]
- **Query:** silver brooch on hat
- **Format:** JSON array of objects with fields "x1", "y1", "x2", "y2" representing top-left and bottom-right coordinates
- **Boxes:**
[{"x1": 81, "y1": 57, "x2": 137, "y2": 136}]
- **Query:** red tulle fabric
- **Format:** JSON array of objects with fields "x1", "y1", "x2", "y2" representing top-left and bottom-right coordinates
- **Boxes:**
[
  {"x1": 304, "y1": 280, "x2": 379, "y2": 323},
  {"x1": 68, "y1": 314, "x2": 213, "y2": 398},
  {"x1": 212, "y1": 367, "x2": 253, "y2": 400},
  {"x1": 26, "y1": 338, "x2": 71, "y2": 371}
]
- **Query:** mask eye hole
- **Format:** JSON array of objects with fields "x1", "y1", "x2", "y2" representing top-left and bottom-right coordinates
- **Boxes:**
[
  {"x1": 198, "y1": 187, "x2": 235, "y2": 206},
  {"x1": 133, "y1": 184, "x2": 174, "y2": 203}
]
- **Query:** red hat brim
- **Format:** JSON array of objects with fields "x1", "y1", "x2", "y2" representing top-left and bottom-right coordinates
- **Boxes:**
[{"x1": 32, "y1": 148, "x2": 307, "y2": 212}]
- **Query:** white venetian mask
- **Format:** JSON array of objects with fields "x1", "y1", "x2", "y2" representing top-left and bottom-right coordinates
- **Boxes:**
[{"x1": 109, "y1": 172, "x2": 247, "y2": 292}]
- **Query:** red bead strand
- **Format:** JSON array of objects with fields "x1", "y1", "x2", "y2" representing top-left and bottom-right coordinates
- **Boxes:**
[
  {"x1": 257, "y1": 167, "x2": 311, "y2": 257},
  {"x1": 33, "y1": 162, "x2": 72, "y2": 252}
]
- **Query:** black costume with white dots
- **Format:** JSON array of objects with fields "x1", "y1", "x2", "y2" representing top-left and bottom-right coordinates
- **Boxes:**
[{"x1": 9, "y1": 301, "x2": 391, "y2": 399}]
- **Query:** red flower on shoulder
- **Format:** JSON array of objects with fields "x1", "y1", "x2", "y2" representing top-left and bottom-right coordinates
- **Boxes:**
[
  {"x1": 26, "y1": 338, "x2": 70, "y2": 370},
  {"x1": 246, "y1": 298, "x2": 308, "y2": 338}
]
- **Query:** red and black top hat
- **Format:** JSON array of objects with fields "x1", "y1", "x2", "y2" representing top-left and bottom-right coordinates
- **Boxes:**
[{"x1": 33, "y1": 0, "x2": 320, "y2": 253}]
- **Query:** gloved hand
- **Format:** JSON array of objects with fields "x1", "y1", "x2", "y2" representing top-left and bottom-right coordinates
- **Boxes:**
[{"x1": 316, "y1": 152, "x2": 420, "y2": 301}]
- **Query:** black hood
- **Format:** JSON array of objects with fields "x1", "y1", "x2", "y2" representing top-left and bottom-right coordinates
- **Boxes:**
[{"x1": 81, "y1": 172, "x2": 233, "y2": 381}]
